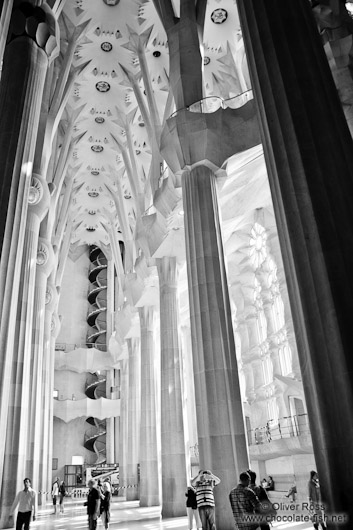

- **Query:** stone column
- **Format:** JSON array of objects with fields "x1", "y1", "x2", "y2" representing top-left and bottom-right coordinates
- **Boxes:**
[
  {"x1": 156, "y1": 257, "x2": 187, "y2": 517},
  {"x1": 182, "y1": 166, "x2": 249, "y2": 529},
  {"x1": 106, "y1": 259, "x2": 115, "y2": 464},
  {"x1": 126, "y1": 338, "x2": 141, "y2": 500},
  {"x1": 0, "y1": 4, "x2": 57, "y2": 509},
  {"x1": 237, "y1": 0, "x2": 353, "y2": 525},
  {"x1": 118, "y1": 358, "x2": 129, "y2": 489},
  {"x1": 0, "y1": 0, "x2": 13, "y2": 77},
  {"x1": 138, "y1": 306, "x2": 160, "y2": 506}
]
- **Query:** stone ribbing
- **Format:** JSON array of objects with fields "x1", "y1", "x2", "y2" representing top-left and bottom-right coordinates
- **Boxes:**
[
  {"x1": 157, "y1": 256, "x2": 187, "y2": 518},
  {"x1": 237, "y1": 0, "x2": 353, "y2": 526}
]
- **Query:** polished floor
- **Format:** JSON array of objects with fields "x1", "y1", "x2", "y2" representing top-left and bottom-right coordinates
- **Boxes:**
[{"x1": 29, "y1": 497, "x2": 314, "y2": 530}]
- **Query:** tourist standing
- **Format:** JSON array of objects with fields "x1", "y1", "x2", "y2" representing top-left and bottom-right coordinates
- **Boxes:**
[
  {"x1": 84, "y1": 479, "x2": 101, "y2": 530},
  {"x1": 9, "y1": 478, "x2": 37, "y2": 530},
  {"x1": 191, "y1": 470, "x2": 220, "y2": 530},
  {"x1": 185, "y1": 485, "x2": 202, "y2": 530},
  {"x1": 229, "y1": 471, "x2": 261, "y2": 530}
]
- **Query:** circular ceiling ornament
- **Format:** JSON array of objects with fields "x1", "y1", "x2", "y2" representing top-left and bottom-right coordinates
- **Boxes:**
[
  {"x1": 211, "y1": 8, "x2": 228, "y2": 24},
  {"x1": 96, "y1": 81, "x2": 111, "y2": 93},
  {"x1": 101, "y1": 41, "x2": 113, "y2": 52},
  {"x1": 204, "y1": 56, "x2": 211, "y2": 66},
  {"x1": 88, "y1": 210, "x2": 96, "y2": 215},
  {"x1": 88, "y1": 191, "x2": 99, "y2": 198},
  {"x1": 153, "y1": 50, "x2": 161, "y2": 58},
  {"x1": 95, "y1": 116, "x2": 105, "y2": 124},
  {"x1": 91, "y1": 145, "x2": 104, "y2": 153},
  {"x1": 86, "y1": 227, "x2": 96, "y2": 231},
  {"x1": 124, "y1": 193, "x2": 132, "y2": 199},
  {"x1": 91, "y1": 170, "x2": 100, "y2": 175},
  {"x1": 103, "y1": 0, "x2": 120, "y2": 5}
]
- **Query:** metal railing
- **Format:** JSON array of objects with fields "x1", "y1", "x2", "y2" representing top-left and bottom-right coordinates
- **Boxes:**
[{"x1": 248, "y1": 413, "x2": 310, "y2": 446}]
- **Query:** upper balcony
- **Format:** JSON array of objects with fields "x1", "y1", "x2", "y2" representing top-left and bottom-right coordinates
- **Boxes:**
[{"x1": 248, "y1": 413, "x2": 312, "y2": 461}]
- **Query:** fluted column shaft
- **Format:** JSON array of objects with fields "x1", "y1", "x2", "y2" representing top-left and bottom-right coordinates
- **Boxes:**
[
  {"x1": 106, "y1": 259, "x2": 115, "y2": 464},
  {"x1": 138, "y1": 306, "x2": 160, "y2": 506},
  {"x1": 126, "y1": 338, "x2": 141, "y2": 501},
  {"x1": 182, "y1": 165, "x2": 249, "y2": 530},
  {"x1": 0, "y1": 40, "x2": 48, "y2": 511},
  {"x1": 118, "y1": 358, "x2": 129, "y2": 488},
  {"x1": 157, "y1": 257, "x2": 187, "y2": 517},
  {"x1": 237, "y1": 0, "x2": 353, "y2": 526}
]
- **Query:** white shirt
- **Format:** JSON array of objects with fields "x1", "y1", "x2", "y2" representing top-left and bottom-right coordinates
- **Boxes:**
[
  {"x1": 11, "y1": 488, "x2": 37, "y2": 515},
  {"x1": 52, "y1": 482, "x2": 59, "y2": 496}
]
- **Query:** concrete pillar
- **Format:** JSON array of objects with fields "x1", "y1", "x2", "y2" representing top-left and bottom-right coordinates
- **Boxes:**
[
  {"x1": 0, "y1": 3, "x2": 57, "y2": 510},
  {"x1": 156, "y1": 256, "x2": 187, "y2": 517},
  {"x1": 237, "y1": 0, "x2": 353, "y2": 525},
  {"x1": 126, "y1": 337, "x2": 141, "y2": 501},
  {"x1": 0, "y1": 0, "x2": 13, "y2": 78},
  {"x1": 106, "y1": 259, "x2": 115, "y2": 464},
  {"x1": 182, "y1": 166, "x2": 249, "y2": 530},
  {"x1": 118, "y1": 358, "x2": 129, "y2": 490},
  {"x1": 138, "y1": 306, "x2": 160, "y2": 506}
]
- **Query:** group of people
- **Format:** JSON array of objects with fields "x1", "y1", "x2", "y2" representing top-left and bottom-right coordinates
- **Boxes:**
[
  {"x1": 186, "y1": 468, "x2": 326, "y2": 530},
  {"x1": 51, "y1": 477, "x2": 67, "y2": 514},
  {"x1": 9, "y1": 468, "x2": 325, "y2": 530},
  {"x1": 84, "y1": 477, "x2": 111, "y2": 530}
]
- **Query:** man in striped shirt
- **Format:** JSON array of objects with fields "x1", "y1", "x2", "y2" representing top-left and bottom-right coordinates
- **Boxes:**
[{"x1": 191, "y1": 470, "x2": 221, "y2": 530}]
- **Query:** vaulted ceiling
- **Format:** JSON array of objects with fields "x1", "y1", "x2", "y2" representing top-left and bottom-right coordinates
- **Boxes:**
[{"x1": 58, "y1": 0, "x2": 260, "y2": 261}]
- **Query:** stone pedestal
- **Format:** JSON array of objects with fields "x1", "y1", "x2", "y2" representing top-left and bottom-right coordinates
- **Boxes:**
[{"x1": 237, "y1": 0, "x2": 353, "y2": 526}]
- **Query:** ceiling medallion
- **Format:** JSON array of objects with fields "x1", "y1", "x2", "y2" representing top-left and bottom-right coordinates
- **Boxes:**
[
  {"x1": 86, "y1": 227, "x2": 96, "y2": 231},
  {"x1": 96, "y1": 81, "x2": 111, "y2": 93},
  {"x1": 88, "y1": 191, "x2": 99, "y2": 198},
  {"x1": 91, "y1": 145, "x2": 104, "y2": 153},
  {"x1": 88, "y1": 210, "x2": 96, "y2": 215},
  {"x1": 91, "y1": 170, "x2": 100, "y2": 175},
  {"x1": 204, "y1": 56, "x2": 211, "y2": 66},
  {"x1": 211, "y1": 8, "x2": 228, "y2": 24},
  {"x1": 95, "y1": 116, "x2": 105, "y2": 124},
  {"x1": 153, "y1": 50, "x2": 161, "y2": 58},
  {"x1": 101, "y1": 42, "x2": 113, "y2": 52},
  {"x1": 124, "y1": 193, "x2": 131, "y2": 199},
  {"x1": 103, "y1": 0, "x2": 120, "y2": 5}
]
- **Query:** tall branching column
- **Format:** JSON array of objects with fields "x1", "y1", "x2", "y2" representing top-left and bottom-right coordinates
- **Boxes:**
[
  {"x1": 237, "y1": 0, "x2": 353, "y2": 526},
  {"x1": 182, "y1": 166, "x2": 249, "y2": 530},
  {"x1": 126, "y1": 337, "x2": 141, "y2": 501},
  {"x1": 0, "y1": 3, "x2": 58, "y2": 522},
  {"x1": 157, "y1": 257, "x2": 187, "y2": 517},
  {"x1": 138, "y1": 306, "x2": 160, "y2": 506}
]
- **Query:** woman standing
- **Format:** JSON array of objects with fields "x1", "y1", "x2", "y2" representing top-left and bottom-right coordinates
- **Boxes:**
[
  {"x1": 308, "y1": 471, "x2": 326, "y2": 529},
  {"x1": 185, "y1": 485, "x2": 201, "y2": 530},
  {"x1": 59, "y1": 481, "x2": 66, "y2": 513},
  {"x1": 100, "y1": 481, "x2": 111, "y2": 529}
]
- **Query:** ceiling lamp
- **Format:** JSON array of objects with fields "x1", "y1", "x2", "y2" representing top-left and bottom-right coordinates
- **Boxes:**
[
  {"x1": 211, "y1": 8, "x2": 228, "y2": 24},
  {"x1": 96, "y1": 81, "x2": 110, "y2": 93},
  {"x1": 88, "y1": 191, "x2": 99, "y2": 198},
  {"x1": 91, "y1": 170, "x2": 100, "y2": 176},
  {"x1": 91, "y1": 145, "x2": 104, "y2": 153},
  {"x1": 204, "y1": 56, "x2": 211, "y2": 66},
  {"x1": 95, "y1": 117, "x2": 105, "y2": 124},
  {"x1": 153, "y1": 50, "x2": 161, "y2": 58},
  {"x1": 101, "y1": 42, "x2": 113, "y2": 52},
  {"x1": 86, "y1": 227, "x2": 96, "y2": 232},
  {"x1": 103, "y1": 0, "x2": 120, "y2": 5}
]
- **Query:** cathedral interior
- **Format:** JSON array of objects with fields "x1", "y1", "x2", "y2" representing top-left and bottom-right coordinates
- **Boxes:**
[{"x1": 0, "y1": 0, "x2": 352, "y2": 528}]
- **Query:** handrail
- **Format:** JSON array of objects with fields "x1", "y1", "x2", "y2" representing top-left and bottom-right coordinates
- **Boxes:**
[{"x1": 248, "y1": 413, "x2": 310, "y2": 446}]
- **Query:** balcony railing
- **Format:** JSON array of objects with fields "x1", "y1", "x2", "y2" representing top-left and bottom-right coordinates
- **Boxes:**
[
  {"x1": 170, "y1": 90, "x2": 254, "y2": 118},
  {"x1": 248, "y1": 413, "x2": 310, "y2": 446}
]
